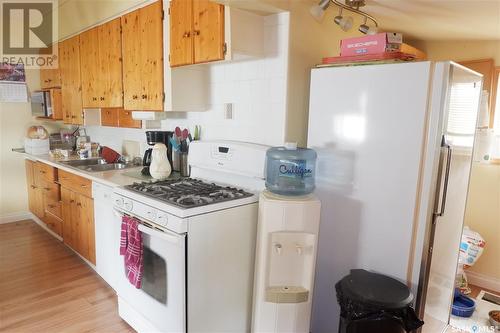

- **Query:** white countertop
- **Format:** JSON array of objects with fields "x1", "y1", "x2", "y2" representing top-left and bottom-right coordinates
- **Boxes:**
[{"x1": 22, "y1": 153, "x2": 147, "y2": 188}]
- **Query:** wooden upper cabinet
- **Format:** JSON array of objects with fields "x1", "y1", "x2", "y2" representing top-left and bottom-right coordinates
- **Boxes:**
[
  {"x1": 170, "y1": 0, "x2": 194, "y2": 67},
  {"x1": 122, "y1": 1, "x2": 164, "y2": 111},
  {"x1": 40, "y1": 43, "x2": 61, "y2": 89},
  {"x1": 169, "y1": 0, "x2": 224, "y2": 67},
  {"x1": 59, "y1": 36, "x2": 83, "y2": 125},
  {"x1": 80, "y1": 27, "x2": 100, "y2": 108},
  {"x1": 98, "y1": 18, "x2": 123, "y2": 107},
  {"x1": 193, "y1": 0, "x2": 224, "y2": 64},
  {"x1": 80, "y1": 19, "x2": 123, "y2": 108}
]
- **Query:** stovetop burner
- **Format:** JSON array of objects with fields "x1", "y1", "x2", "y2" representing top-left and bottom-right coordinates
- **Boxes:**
[{"x1": 124, "y1": 178, "x2": 253, "y2": 208}]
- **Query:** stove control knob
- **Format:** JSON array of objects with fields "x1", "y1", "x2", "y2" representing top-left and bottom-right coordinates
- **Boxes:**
[
  {"x1": 114, "y1": 197, "x2": 124, "y2": 207},
  {"x1": 156, "y1": 213, "x2": 168, "y2": 226},
  {"x1": 146, "y1": 210, "x2": 157, "y2": 221},
  {"x1": 123, "y1": 200, "x2": 133, "y2": 212}
]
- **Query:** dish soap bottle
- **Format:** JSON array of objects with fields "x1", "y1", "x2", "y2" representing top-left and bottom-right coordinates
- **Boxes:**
[
  {"x1": 150, "y1": 143, "x2": 172, "y2": 180},
  {"x1": 265, "y1": 142, "x2": 317, "y2": 196}
]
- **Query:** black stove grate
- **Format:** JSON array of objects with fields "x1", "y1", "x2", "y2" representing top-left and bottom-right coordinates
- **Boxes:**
[{"x1": 124, "y1": 178, "x2": 253, "y2": 208}]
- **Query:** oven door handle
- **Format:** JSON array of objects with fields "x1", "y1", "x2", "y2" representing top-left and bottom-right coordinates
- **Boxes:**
[{"x1": 138, "y1": 224, "x2": 183, "y2": 245}]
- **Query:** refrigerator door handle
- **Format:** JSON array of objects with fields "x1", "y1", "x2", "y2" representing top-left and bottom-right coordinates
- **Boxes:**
[{"x1": 434, "y1": 136, "x2": 452, "y2": 217}]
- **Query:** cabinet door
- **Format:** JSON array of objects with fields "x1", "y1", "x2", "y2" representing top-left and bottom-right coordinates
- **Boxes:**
[
  {"x1": 61, "y1": 187, "x2": 76, "y2": 248},
  {"x1": 40, "y1": 44, "x2": 61, "y2": 89},
  {"x1": 76, "y1": 194, "x2": 96, "y2": 264},
  {"x1": 193, "y1": 0, "x2": 224, "y2": 64},
  {"x1": 25, "y1": 160, "x2": 37, "y2": 214},
  {"x1": 101, "y1": 108, "x2": 119, "y2": 127},
  {"x1": 170, "y1": 0, "x2": 194, "y2": 67},
  {"x1": 139, "y1": 1, "x2": 164, "y2": 110},
  {"x1": 80, "y1": 27, "x2": 101, "y2": 108},
  {"x1": 122, "y1": 1, "x2": 163, "y2": 111},
  {"x1": 50, "y1": 88, "x2": 63, "y2": 120},
  {"x1": 118, "y1": 109, "x2": 142, "y2": 128},
  {"x1": 121, "y1": 9, "x2": 143, "y2": 110},
  {"x1": 98, "y1": 18, "x2": 123, "y2": 107},
  {"x1": 60, "y1": 36, "x2": 83, "y2": 125}
]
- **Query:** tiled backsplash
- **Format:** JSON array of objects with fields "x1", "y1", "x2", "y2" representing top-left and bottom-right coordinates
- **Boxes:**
[{"x1": 85, "y1": 12, "x2": 290, "y2": 154}]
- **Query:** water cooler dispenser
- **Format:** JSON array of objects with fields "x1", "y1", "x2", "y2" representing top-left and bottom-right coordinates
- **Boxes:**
[{"x1": 252, "y1": 190, "x2": 321, "y2": 333}]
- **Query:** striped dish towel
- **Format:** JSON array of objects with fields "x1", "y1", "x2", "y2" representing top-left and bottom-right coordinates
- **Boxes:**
[{"x1": 119, "y1": 215, "x2": 144, "y2": 289}]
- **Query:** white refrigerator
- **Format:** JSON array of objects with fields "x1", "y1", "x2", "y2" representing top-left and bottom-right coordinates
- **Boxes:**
[{"x1": 307, "y1": 61, "x2": 482, "y2": 332}]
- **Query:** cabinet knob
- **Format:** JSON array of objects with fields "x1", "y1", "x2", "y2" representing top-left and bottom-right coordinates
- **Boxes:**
[
  {"x1": 76, "y1": 202, "x2": 82, "y2": 207},
  {"x1": 142, "y1": 94, "x2": 147, "y2": 99},
  {"x1": 100, "y1": 97, "x2": 105, "y2": 101},
  {"x1": 40, "y1": 170, "x2": 46, "y2": 174},
  {"x1": 93, "y1": 97, "x2": 97, "y2": 101},
  {"x1": 70, "y1": 199, "x2": 75, "y2": 203},
  {"x1": 183, "y1": 31, "x2": 191, "y2": 38},
  {"x1": 193, "y1": 30, "x2": 200, "y2": 36},
  {"x1": 80, "y1": 184, "x2": 88, "y2": 188},
  {"x1": 132, "y1": 95, "x2": 138, "y2": 100},
  {"x1": 30, "y1": 185, "x2": 36, "y2": 189}
]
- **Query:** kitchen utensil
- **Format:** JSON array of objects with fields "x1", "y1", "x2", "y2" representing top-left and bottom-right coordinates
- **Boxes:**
[
  {"x1": 170, "y1": 137, "x2": 180, "y2": 151},
  {"x1": 101, "y1": 146, "x2": 121, "y2": 163},
  {"x1": 188, "y1": 133, "x2": 193, "y2": 142},
  {"x1": 175, "y1": 127, "x2": 182, "y2": 139},
  {"x1": 182, "y1": 128, "x2": 189, "y2": 140}
]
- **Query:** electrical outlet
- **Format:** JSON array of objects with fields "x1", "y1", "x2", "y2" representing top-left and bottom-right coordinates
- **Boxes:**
[{"x1": 224, "y1": 103, "x2": 233, "y2": 120}]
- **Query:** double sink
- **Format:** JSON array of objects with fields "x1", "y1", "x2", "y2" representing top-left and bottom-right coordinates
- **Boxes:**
[{"x1": 60, "y1": 158, "x2": 136, "y2": 173}]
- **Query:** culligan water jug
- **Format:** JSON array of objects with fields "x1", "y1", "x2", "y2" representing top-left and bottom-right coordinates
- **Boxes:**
[{"x1": 265, "y1": 142, "x2": 317, "y2": 196}]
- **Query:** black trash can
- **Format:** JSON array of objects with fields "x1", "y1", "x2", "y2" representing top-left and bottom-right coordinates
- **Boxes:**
[{"x1": 335, "y1": 269, "x2": 424, "y2": 333}]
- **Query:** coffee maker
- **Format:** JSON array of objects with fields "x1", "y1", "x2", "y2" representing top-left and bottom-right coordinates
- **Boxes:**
[{"x1": 142, "y1": 131, "x2": 173, "y2": 176}]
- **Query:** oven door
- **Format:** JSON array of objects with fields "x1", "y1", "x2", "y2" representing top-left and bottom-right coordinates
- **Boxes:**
[{"x1": 116, "y1": 213, "x2": 186, "y2": 333}]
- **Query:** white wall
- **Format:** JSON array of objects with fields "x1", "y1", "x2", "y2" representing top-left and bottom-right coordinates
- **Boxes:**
[{"x1": 86, "y1": 12, "x2": 290, "y2": 152}]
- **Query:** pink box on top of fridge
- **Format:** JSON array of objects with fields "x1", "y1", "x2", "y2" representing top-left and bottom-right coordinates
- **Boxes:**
[{"x1": 340, "y1": 32, "x2": 403, "y2": 56}]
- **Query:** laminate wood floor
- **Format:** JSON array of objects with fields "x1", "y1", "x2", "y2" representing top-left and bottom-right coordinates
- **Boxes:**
[{"x1": 0, "y1": 220, "x2": 134, "y2": 333}]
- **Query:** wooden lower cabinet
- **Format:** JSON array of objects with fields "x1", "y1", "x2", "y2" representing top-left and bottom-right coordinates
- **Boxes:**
[
  {"x1": 26, "y1": 160, "x2": 96, "y2": 264},
  {"x1": 61, "y1": 186, "x2": 96, "y2": 264}
]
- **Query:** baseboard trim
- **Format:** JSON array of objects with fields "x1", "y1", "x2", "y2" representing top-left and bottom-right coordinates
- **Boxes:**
[
  {"x1": 0, "y1": 211, "x2": 33, "y2": 224},
  {"x1": 30, "y1": 215, "x2": 63, "y2": 242},
  {"x1": 466, "y1": 270, "x2": 500, "y2": 292}
]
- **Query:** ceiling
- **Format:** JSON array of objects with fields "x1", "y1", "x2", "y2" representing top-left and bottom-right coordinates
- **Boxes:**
[{"x1": 362, "y1": 0, "x2": 500, "y2": 41}]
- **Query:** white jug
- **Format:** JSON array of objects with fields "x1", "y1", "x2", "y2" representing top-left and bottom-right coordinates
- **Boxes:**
[{"x1": 149, "y1": 143, "x2": 172, "y2": 180}]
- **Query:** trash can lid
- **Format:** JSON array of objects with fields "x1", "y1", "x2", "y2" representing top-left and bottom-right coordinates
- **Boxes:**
[{"x1": 339, "y1": 269, "x2": 414, "y2": 309}]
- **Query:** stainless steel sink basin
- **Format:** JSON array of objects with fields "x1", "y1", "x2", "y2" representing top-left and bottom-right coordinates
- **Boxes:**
[
  {"x1": 77, "y1": 163, "x2": 130, "y2": 172},
  {"x1": 60, "y1": 158, "x2": 137, "y2": 172},
  {"x1": 60, "y1": 158, "x2": 106, "y2": 167}
]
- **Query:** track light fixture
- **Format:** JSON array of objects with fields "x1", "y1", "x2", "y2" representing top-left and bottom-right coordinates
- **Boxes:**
[{"x1": 310, "y1": 0, "x2": 379, "y2": 34}]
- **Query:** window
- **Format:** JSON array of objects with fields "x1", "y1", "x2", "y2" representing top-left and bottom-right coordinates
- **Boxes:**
[{"x1": 446, "y1": 81, "x2": 481, "y2": 148}]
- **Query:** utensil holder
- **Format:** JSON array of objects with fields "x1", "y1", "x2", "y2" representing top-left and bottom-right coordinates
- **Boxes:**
[
  {"x1": 172, "y1": 150, "x2": 180, "y2": 171},
  {"x1": 180, "y1": 152, "x2": 190, "y2": 177}
]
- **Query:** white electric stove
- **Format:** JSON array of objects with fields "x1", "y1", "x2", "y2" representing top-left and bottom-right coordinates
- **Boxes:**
[{"x1": 113, "y1": 140, "x2": 269, "y2": 333}]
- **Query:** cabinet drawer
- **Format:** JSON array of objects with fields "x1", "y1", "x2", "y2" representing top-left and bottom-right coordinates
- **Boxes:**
[
  {"x1": 46, "y1": 200, "x2": 62, "y2": 219},
  {"x1": 41, "y1": 180, "x2": 60, "y2": 202},
  {"x1": 59, "y1": 170, "x2": 92, "y2": 197},
  {"x1": 44, "y1": 211, "x2": 63, "y2": 237},
  {"x1": 35, "y1": 162, "x2": 57, "y2": 183}
]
